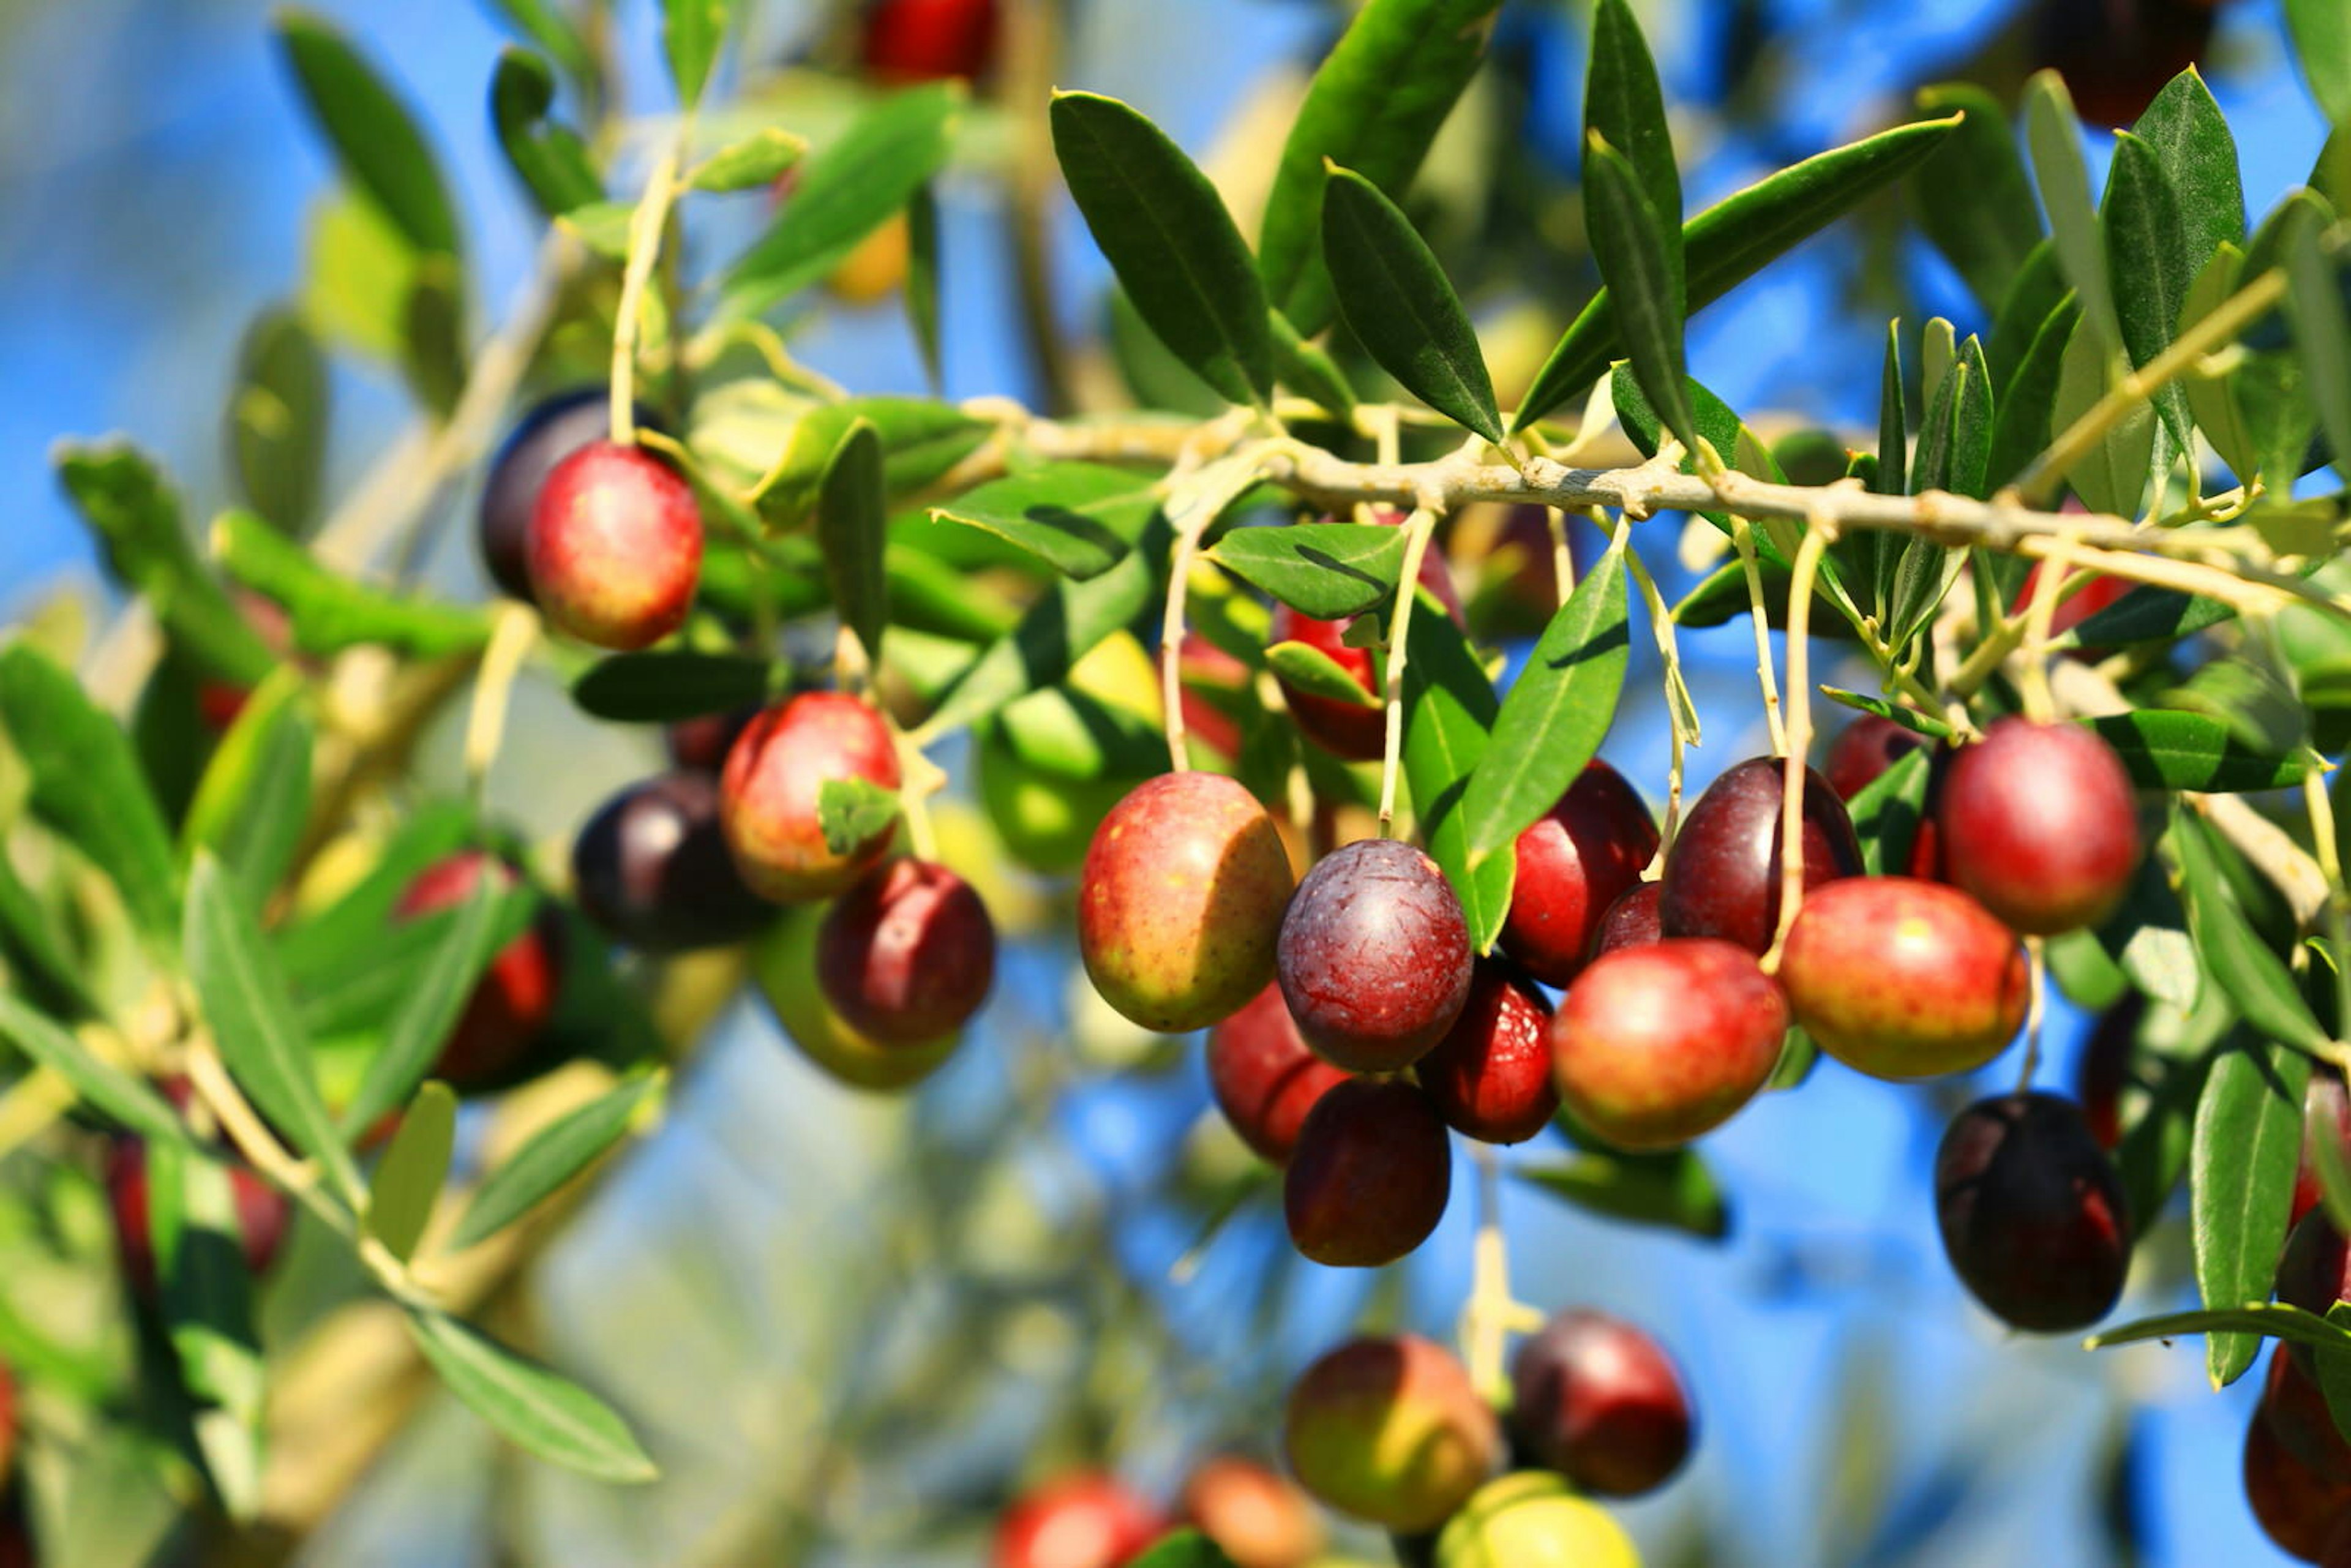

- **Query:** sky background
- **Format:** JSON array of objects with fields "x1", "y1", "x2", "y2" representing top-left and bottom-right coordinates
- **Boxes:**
[{"x1": 0, "y1": 0, "x2": 2336, "y2": 1564}]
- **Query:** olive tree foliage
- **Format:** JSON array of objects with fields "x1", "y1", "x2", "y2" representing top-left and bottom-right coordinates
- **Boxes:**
[{"x1": 2, "y1": 0, "x2": 2351, "y2": 1562}]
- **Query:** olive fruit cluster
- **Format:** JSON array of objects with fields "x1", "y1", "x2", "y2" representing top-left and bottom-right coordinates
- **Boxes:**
[
  {"x1": 1281, "y1": 1310, "x2": 1690, "y2": 1561},
  {"x1": 477, "y1": 395, "x2": 997, "y2": 1092}
]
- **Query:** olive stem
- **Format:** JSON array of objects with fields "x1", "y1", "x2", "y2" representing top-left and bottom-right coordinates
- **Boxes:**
[
  {"x1": 1156, "y1": 452, "x2": 1269, "y2": 773},
  {"x1": 1731, "y1": 517, "x2": 1788, "y2": 757},
  {"x1": 2013, "y1": 266, "x2": 2288, "y2": 508},
  {"x1": 1762, "y1": 523, "x2": 1831, "y2": 972},
  {"x1": 2017, "y1": 937, "x2": 2047, "y2": 1091},
  {"x1": 1378, "y1": 507, "x2": 1441, "y2": 836},
  {"x1": 460, "y1": 603, "x2": 541, "y2": 809},
  {"x1": 1545, "y1": 506, "x2": 1577, "y2": 607},
  {"x1": 1622, "y1": 531, "x2": 1693, "y2": 863},
  {"x1": 1461, "y1": 1143, "x2": 1517, "y2": 1407},
  {"x1": 610, "y1": 122, "x2": 691, "y2": 446},
  {"x1": 2300, "y1": 759, "x2": 2351, "y2": 1052}
]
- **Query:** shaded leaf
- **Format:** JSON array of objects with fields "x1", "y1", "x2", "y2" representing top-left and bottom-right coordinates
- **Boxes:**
[
  {"x1": 570, "y1": 652, "x2": 773, "y2": 724},
  {"x1": 1515, "y1": 1146, "x2": 1729, "y2": 1240},
  {"x1": 1911, "y1": 84, "x2": 2041, "y2": 310},
  {"x1": 931, "y1": 463, "x2": 1161, "y2": 582},
  {"x1": 179, "y1": 673, "x2": 313, "y2": 906},
  {"x1": 339, "y1": 874, "x2": 522, "y2": 1139},
  {"x1": 2287, "y1": 0, "x2": 2351, "y2": 127},
  {"x1": 1207, "y1": 523, "x2": 1407, "y2": 619},
  {"x1": 2088, "y1": 710, "x2": 2308, "y2": 792},
  {"x1": 2026, "y1": 70, "x2": 2119, "y2": 351}
]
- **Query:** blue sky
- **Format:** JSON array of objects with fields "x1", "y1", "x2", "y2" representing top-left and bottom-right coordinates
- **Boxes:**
[{"x1": 0, "y1": 1, "x2": 2334, "y2": 1563}]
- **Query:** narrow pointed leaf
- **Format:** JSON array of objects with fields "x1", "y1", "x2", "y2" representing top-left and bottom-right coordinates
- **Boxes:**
[
  {"x1": 406, "y1": 1310, "x2": 656, "y2": 1482},
  {"x1": 277, "y1": 9, "x2": 460, "y2": 257},
  {"x1": 339, "y1": 871, "x2": 521, "y2": 1139},
  {"x1": 179, "y1": 673, "x2": 313, "y2": 907},
  {"x1": 0, "y1": 643, "x2": 181, "y2": 940},
  {"x1": 923, "y1": 548, "x2": 1158, "y2": 737},
  {"x1": 2026, "y1": 71, "x2": 2120, "y2": 352},
  {"x1": 1513, "y1": 116, "x2": 1957, "y2": 431},
  {"x1": 366, "y1": 1082, "x2": 456, "y2": 1263},
  {"x1": 229, "y1": 308, "x2": 329, "y2": 535},
  {"x1": 1462, "y1": 546, "x2": 1630, "y2": 864},
  {"x1": 1586, "y1": 0, "x2": 1681, "y2": 257},
  {"x1": 906, "y1": 181, "x2": 942, "y2": 387},
  {"x1": 2287, "y1": 219, "x2": 2351, "y2": 484},
  {"x1": 185, "y1": 856, "x2": 364, "y2": 1206},
  {"x1": 2169, "y1": 809, "x2": 2328, "y2": 1056},
  {"x1": 1208, "y1": 523, "x2": 1408, "y2": 619},
  {"x1": 2287, "y1": 0, "x2": 2351, "y2": 127},
  {"x1": 2088, "y1": 710, "x2": 2308, "y2": 792},
  {"x1": 1911, "y1": 84, "x2": 2042, "y2": 310},
  {"x1": 721, "y1": 84, "x2": 961, "y2": 319},
  {"x1": 149, "y1": 1142, "x2": 268, "y2": 1521},
  {"x1": 1403, "y1": 600, "x2": 1512, "y2": 951},
  {"x1": 2192, "y1": 1032, "x2": 2309, "y2": 1386},
  {"x1": 490, "y1": 48, "x2": 602, "y2": 218},
  {"x1": 60, "y1": 443, "x2": 275, "y2": 686},
  {"x1": 661, "y1": 0, "x2": 729, "y2": 108},
  {"x1": 817, "y1": 420, "x2": 888, "y2": 666},
  {"x1": 1051, "y1": 92, "x2": 1270, "y2": 406},
  {"x1": 569, "y1": 651, "x2": 773, "y2": 724},
  {"x1": 2088, "y1": 1302, "x2": 2351, "y2": 1354},
  {"x1": 2131, "y1": 69, "x2": 2244, "y2": 260},
  {"x1": 930, "y1": 463, "x2": 1161, "y2": 582},
  {"x1": 1321, "y1": 167, "x2": 1501, "y2": 441},
  {"x1": 1513, "y1": 1147, "x2": 1730, "y2": 1240},
  {"x1": 2103, "y1": 132, "x2": 2197, "y2": 452},
  {"x1": 1584, "y1": 135, "x2": 1693, "y2": 454},
  {"x1": 212, "y1": 509, "x2": 494, "y2": 659},
  {"x1": 0, "y1": 994, "x2": 190, "y2": 1148},
  {"x1": 1256, "y1": 0, "x2": 1504, "y2": 334},
  {"x1": 449, "y1": 1073, "x2": 665, "y2": 1249},
  {"x1": 0, "y1": 851, "x2": 102, "y2": 1020},
  {"x1": 1987, "y1": 294, "x2": 2082, "y2": 491}
]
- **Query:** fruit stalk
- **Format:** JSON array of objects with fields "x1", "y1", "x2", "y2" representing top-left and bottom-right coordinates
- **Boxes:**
[
  {"x1": 609, "y1": 126, "x2": 689, "y2": 446},
  {"x1": 1764, "y1": 523, "x2": 1832, "y2": 969},
  {"x1": 1379, "y1": 506, "x2": 1441, "y2": 835},
  {"x1": 1730, "y1": 517, "x2": 1788, "y2": 757}
]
